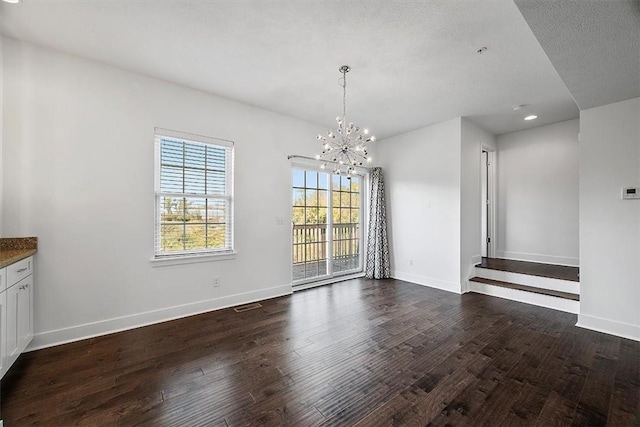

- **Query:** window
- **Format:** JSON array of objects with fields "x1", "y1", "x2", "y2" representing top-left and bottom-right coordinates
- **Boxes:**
[
  {"x1": 292, "y1": 167, "x2": 364, "y2": 283},
  {"x1": 154, "y1": 128, "x2": 234, "y2": 259}
]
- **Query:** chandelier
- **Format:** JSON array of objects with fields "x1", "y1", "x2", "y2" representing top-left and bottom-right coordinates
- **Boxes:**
[{"x1": 315, "y1": 65, "x2": 375, "y2": 177}]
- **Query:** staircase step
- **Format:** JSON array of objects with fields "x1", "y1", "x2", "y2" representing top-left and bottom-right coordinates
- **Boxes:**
[
  {"x1": 476, "y1": 258, "x2": 579, "y2": 282},
  {"x1": 469, "y1": 277, "x2": 579, "y2": 301},
  {"x1": 473, "y1": 266, "x2": 580, "y2": 294}
]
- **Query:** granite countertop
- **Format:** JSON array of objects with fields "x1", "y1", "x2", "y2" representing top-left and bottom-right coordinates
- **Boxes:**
[{"x1": 0, "y1": 237, "x2": 38, "y2": 269}]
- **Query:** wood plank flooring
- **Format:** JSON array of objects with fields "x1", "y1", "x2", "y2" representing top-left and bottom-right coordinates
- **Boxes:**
[
  {"x1": 477, "y1": 258, "x2": 580, "y2": 282},
  {"x1": 2, "y1": 278, "x2": 638, "y2": 426}
]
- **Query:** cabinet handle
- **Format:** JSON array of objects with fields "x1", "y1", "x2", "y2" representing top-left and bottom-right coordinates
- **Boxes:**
[{"x1": 17, "y1": 267, "x2": 28, "y2": 273}]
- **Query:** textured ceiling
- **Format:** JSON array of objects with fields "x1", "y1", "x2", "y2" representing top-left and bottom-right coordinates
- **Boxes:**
[
  {"x1": 0, "y1": 0, "x2": 580, "y2": 138},
  {"x1": 515, "y1": 0, "x2": 640, "y2": 111}
]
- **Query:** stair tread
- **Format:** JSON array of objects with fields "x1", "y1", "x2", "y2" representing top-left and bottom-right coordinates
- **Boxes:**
[
  {"x1": 470, "y1": 276, "x2": 580, "y2": 301},
  {"x1": 475, "y1": 257, "x2": 579, "y2": 282}
]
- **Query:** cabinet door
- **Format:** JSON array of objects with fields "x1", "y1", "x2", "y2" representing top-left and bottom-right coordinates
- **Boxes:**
[
  {"x1": 17, "y1": 277, "x2": 33, "y2": 353},
  {"x1": 0, "y1": 291, "x2": 7, "y2": 378},
  {"x1": 18, "y1": 276, "x2": 33, "y2": 353},
  {"x1": 6, "y1": 277, "x2": 32, "y2": 366},
  {"x1": 6, "y1": 283, "x2": 20, "y2": 365}
]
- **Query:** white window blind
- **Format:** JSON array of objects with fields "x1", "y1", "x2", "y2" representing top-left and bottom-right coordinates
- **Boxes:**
[{"x1": 154, "y1": 128, "x2": 234, "y2": 258}]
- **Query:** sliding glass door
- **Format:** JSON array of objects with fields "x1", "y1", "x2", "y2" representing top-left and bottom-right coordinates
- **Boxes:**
[{"x1": 292, "y1": 168, "x2": 364, "y2": 284}]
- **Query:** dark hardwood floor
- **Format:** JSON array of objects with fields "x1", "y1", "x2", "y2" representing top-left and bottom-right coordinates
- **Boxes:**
[
  {"x1": 2, "y1": 278, "x2": 638, "y2": 426},
  {"x1": 477, "y1": 257, "x2": 580, "y2": 282}
]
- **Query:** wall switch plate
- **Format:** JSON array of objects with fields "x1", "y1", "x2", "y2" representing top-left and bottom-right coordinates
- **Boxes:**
[
  {"x1": 622, "y1": 187, "x2": 640, "y2": 199},
  {"x1": 212, "y1": 276, "x2": 221, "y2": 287}
]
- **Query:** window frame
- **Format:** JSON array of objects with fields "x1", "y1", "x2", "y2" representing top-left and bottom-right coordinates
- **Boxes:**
[{"x1": 152, "y1": 128, "x2": 235, "y2": 264}]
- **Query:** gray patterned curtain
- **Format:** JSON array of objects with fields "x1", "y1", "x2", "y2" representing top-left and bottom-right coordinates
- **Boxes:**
[{"x1": 366, "y1": 167, "x2": 390, "y2": 279}]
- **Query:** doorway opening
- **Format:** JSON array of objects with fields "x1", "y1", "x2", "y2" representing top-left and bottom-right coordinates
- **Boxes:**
[{"x1": 481, "y1": 148, "x2": 496, "y2": 259}]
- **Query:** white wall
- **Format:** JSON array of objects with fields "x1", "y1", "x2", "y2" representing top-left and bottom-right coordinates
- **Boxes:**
[
  {"x1": 578, "y1": 97, "x2": 640, "y2": 341},
  {"x1": 0, "y1": 36, "x2": 3, "y2": 237},
  {"x1": 496, "y1": 119, "x2": 579, "y2": 266},
  {"x1": 2, "y1": 39, "x2": 328, "y2": 349},
  {"x1": 377, "y1": 118, "x2": 462, "y2": 293},
  {"x1": 460, "y1": 119, "x2": 496, "y2": 290}
]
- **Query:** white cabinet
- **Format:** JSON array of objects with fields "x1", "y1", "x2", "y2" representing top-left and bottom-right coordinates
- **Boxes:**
[
  {"x1": 0, "y1": 267, "x2": 6, "y2": 378},
  {"x1": 1, "y1": 256, "x2": 34, "y2": 379}
]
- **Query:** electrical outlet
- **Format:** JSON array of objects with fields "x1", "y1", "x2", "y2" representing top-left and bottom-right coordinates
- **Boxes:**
[
  {"x1": 212, "y1": 276, "x2": 221, "y2": 287},
  {"x1": 409, "y1": 258, "x2": 414, "y2": 266}
]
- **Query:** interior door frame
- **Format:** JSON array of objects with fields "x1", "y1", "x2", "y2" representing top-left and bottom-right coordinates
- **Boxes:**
[{"x1": 481, "y1": 145, "x2": 497, "y2": 259}]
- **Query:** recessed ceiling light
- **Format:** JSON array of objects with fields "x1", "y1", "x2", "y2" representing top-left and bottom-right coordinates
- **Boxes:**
[
  {"x1": 512, "y1": 104, "x2": 525, "y2": 111},
  {"x1": 476, "y1": 47, "x2": 488, "y2": 55},
  {"x1": 524, "y1": 115, "x2": 538, "y2": 121},
  {"x1": 2, "y1": 0, "x2": 21, "y2": 3}
]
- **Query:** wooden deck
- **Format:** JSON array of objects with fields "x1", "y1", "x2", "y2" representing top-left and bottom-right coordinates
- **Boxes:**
[{"x1": 2, "y1": 278, "x2": 637, "y2": 425}]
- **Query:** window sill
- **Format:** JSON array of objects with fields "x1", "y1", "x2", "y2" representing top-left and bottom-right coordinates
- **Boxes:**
[{"x1": 150, "y1": 251, "x2": 237, "y2": 267}]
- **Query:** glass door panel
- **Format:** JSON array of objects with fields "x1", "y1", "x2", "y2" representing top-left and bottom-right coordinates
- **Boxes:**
[
  {"x1": 292, "y1": 169, "x2": 329, "y2": 281},
  {"x1": 331, "y1": 175, "x2": 361, "y2": 274}
]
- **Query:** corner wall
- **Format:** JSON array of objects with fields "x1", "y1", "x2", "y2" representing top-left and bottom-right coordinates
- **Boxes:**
[
  {"x1": 376, "y1": 118, "x2": 463, "y2": 293},
  {"x1": 460, "y1": 119, "x2": 496, "y2": 290},
  {"x1": 2, "y1": 39, "x2": 327, "y2": 349},
  {"x1": 578, "y1": 97, "x2": 640, "y2": 340},
  {"x1": 0, "y1": 36, "x2": 3, "y2": 237},
  {"x1": 496, "y1": 119, "x2": 579, "y2": 266}
]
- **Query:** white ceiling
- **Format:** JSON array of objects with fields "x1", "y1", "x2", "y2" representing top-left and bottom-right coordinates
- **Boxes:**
[
  {"x1": 515, "y1": 0, "x2": 640, "y2": 111},
  {"x1": 0, "y1": 0, "x2": 582, "y2": 138}
]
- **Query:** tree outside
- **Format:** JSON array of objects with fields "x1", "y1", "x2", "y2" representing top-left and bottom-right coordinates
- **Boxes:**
[{"x1": 159, "y1": 197, "x2": 227, "y2": 252}]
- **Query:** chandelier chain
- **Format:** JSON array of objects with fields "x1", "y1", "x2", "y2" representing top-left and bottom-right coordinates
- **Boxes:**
[{"x1": 342, "y1": 67, "x2": 347, "y2": 125}]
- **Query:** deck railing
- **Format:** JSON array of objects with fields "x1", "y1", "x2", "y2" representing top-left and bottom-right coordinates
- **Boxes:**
[{"x1": 292, "y1": 223, "x2": 360, "y2": 264}]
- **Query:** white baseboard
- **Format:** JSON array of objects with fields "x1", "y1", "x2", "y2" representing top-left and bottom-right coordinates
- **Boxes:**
[
  {"x1": 471, "y1": 254, "x2": 482, "y2": 265},
  {"x1": 577, "y1": 314, "x2": 640, "y2": 342},
  {"x1": 27, "y1": 284, "x2": 292, "y2": 351},
  {"x1": 390, "y1": 270, "x2": 462, "y2": 294},
  {"x1": 496, "y1": 250, "x2": 579, "y2": 267}
]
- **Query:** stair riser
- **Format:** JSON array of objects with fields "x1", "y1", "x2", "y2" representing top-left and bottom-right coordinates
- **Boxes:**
[
  {"x1": 474, "y1": 267, "x2": 580, "y2": 294},
  {"x1": 468, "y1": 282, "x2": 579, "y2": 314}
]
